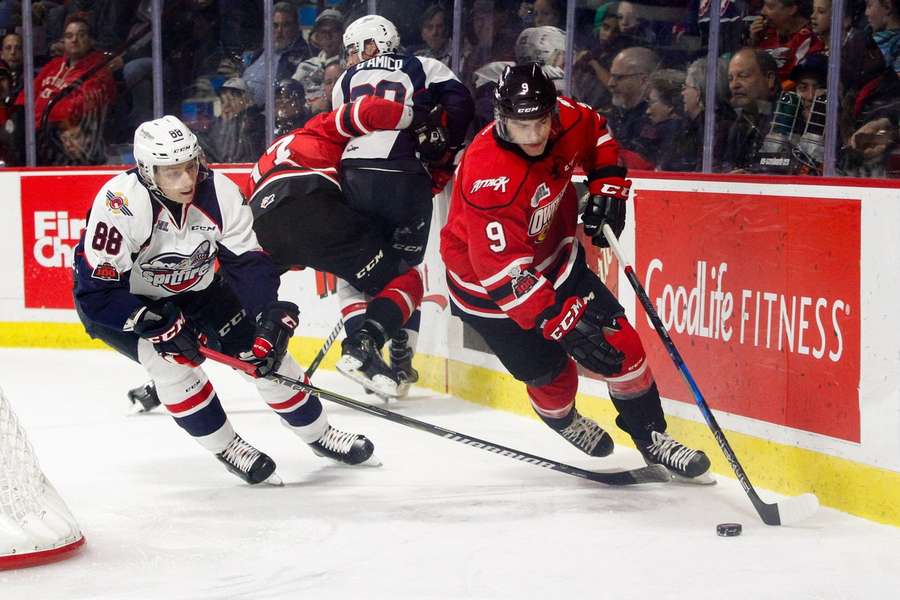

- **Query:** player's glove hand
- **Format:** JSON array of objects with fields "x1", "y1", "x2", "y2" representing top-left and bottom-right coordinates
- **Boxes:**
[
  {"x1": 411, "y1": 105, "x2": 449, "y2": 162},
  {"x1": 582, "y1": 178, "x2": 631, "y2": 248},
  {"x1": 539, "y1": 293, "x2": 624, "y2": 376},
  {"x1": 247, "y1": 301, "x2": 300, "y2": 377},
  {"x1": 131, "y1": 303, "x2": 205, "y2": 367}
]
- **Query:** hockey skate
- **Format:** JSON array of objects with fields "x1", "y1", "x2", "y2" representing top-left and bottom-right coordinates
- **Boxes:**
[
  {"x1": 549, "y1": 408, "x2": 614, "y2": 457},
  {"x1": 215, "y1": 433, "x2": 282, "y2": 485},
  {"x1": 634, "y1": 430, "x2": 714, "y2": 484},
  {"x1": 389, "y1": 331, "x2": 418, "y2": 398},
  {"x1": 336, "y1": 329, "x2": 401, "y2": 399},
  {"x1": 127, "y1": 381, "x2": 161, "y2": 413},
  {"x1": 308, "y1": 425, "x2": 380, "y2": 466}
]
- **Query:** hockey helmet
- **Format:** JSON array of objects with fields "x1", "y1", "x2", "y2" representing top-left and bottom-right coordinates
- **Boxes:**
[
  {"x1": 515, "y1": 26, "x2": 565, "y2": 67},
  {"x1": 133, "y1": 115, "x2": 201, "y2": 196},
  {"x1": 343, "y1": 15, "x2": 400, "y2": 62},
  {"x1": 493, "y1": 63, "x2": 558, "y2": 143}
]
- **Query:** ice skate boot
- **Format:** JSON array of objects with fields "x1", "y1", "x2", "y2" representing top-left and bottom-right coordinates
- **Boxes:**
[
  {"x1": 389, "y1": 331, "x2": 418, "y2": 398},
  {"x1": 544, "y1": 408, "x2": 614, "y2": 457},
  {"x1": 336, "y1": 328, "x2": 401, "y2": 398},
  {"x1": 634, "y1": 430, "x2": 714, "y2": 484},
  {"x1": 127, "y1": 381, "x2": 161, "y2": 413},
  {"x1": 215, "y1": 433, "x2": 282, "y2": 485},
  {"x1": 308, "y1": 425, "x2": 380, "y2": 466}
]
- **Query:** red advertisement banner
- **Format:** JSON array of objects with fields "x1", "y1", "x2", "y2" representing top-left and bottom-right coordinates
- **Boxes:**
[
  {"x1": 21, "y1": 174, "x2": 109, "y2": 309},
  {"x1": 634, "y1": 189, "x2": 861, "y2": 441}
]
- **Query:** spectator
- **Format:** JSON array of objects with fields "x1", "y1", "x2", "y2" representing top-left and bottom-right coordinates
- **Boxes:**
[
  {"x1": 15, "y1": 13, "x2": 117, "y2": 164},
  {"x1": 809, "y1": 0, "x2": 855, "y2": 54},
  {"x1": 606, "y1": 46, "x2": 659, "y2": 168},
  {"x1": 56, "y1": 118, "x2": 105, "y2": 165},
  {"x1": 274, "y1": 78, "x2": 309, "y2": 136},
  {"x1": 642, "y1": 69, "x2": 688, "y2": 170},
  {"x1": 533, "y1": 0, "x2": 564, "y2": 28},
  {"x1": 464, "y1": 0, "x2": 518, "y2": 87},
  {"x1": 0, "y1": 59, "x2": 18, "y2": 165},
  {"x1": 668, "y1": 57, "x2": 734, "y2": 171},
  {"x1": 292, "y1": 9, "x2": 344, "y2": 116},
  {"x1": 748, "y1": 0, "x2": 825, "y2": 80},
  {"x1": 722, "y1": 48, "x2": 781, "y2": 172},
  {"x1": 1, "y1": 33, "x2": 22, "y2": 98},
  {"x1": 244, "y1": 2, "x2": 311, "y2": 107},
  {"x1": 197, "y1": 77, "x2": 265, "y2": 164},
  {"x1": 790, "y1": 53, "x2": 827, "y2": 124},
  {"x1": 617, "y1": 1, "x2": 657, "y2": 46},
  {"x1": 866, "y1": 0, "x2": 900, "y2": 75},
  {"x1": 573, "y1": 4, "x2": 628, "y2": 111},
  {"x1": 320, "y1": 60, "x2": 344, "y2": 113},
  {"x1": 415, "y1": 4, "x2": 451, "y2": 65}
]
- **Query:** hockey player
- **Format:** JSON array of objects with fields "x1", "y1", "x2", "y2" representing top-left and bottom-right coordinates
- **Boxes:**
[
  {"x1": 73, "y1": 116, "x2": 377, "y2": 486},
  {"x1": 246, "y1": 94, "x2": 444, "y2": 398},
  {"x1": 331, "y1": 15, "x2": 474, "y2": 397},
  {"x1": 439, "y1": 64, "x2": 712, "y2": 483}
]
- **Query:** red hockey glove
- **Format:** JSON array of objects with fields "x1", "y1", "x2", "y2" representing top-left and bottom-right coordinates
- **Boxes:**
[
  {"x1": 539, "y1": 293, "x2": 624, "y2": 376},
  {"x1": 248, "y1": 301, "x2": 300, "y2": 377},
  {"x1": 583, "y1": 177, "x2": 630, "y2": 248},
  {"x1": 131, "y1": 303, "x2": 205, "y2": 367}
]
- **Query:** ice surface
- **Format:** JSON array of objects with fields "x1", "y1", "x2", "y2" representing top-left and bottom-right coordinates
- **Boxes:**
[{"x1": 1, "y1": 348, "x2": 898, "y2": 600}]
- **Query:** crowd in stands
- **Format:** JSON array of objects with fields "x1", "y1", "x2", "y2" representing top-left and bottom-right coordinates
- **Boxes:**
[{"x1": 0, "y1": 0, "x2": 898, "y2": 177}]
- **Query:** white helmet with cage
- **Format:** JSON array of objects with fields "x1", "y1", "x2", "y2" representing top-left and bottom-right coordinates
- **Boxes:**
[
  {"x1": 342, "y1": 15, "x2": 400, "y2": 62},
  {"x1": 133, "y1": 115, "x2": 201, "y2": 195},
  {"x1": 515, "y1": 26, "x2": 565, "y2": 68}
]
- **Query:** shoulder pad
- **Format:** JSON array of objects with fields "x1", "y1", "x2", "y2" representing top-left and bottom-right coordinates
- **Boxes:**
[{"x1": 458, "y1": 137, "x2": 529, "y2": 210}]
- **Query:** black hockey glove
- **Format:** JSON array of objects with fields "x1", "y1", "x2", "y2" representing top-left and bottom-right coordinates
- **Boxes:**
[
  {"x1": 131, "y1": 303, "x2": 205, "y2": 367},
  {"x1": 539, "y1": 293, "x2": 624, "y2": 376},
  {"x1": 582, "y1": 178, "x2": 631, "y2": 248},
  {"x1": 248, "y1": 301, "x2": 300, "y2": 377},
  {"x1": 411, "y1": 105, "x2": 449, "y2": 163}
]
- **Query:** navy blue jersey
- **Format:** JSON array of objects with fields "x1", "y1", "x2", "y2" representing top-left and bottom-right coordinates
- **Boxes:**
[{"x1": 332, "y1": 52, "x2": 473, "y2": 160}]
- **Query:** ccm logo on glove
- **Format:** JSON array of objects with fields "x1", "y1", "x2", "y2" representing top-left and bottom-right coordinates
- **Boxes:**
[{"x1": 542, "y1": 292, "x2": 595, "y2": 341}]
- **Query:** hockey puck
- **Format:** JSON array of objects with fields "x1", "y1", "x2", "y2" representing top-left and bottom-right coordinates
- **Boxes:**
[{"x1": 716, "y1": 523, "x2": 742, "y2": 537}]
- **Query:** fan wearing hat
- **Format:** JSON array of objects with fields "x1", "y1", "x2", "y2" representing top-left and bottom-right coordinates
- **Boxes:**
[
  {"x1": 292, "y1": 9, "x2": 344, "y2": 115},
  {"x1": 197, "y1": 77, "x2": 265, "y2": 163}
]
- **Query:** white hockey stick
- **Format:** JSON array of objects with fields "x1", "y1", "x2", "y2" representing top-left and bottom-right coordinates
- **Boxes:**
[{"x1": 602, "y1": 224, "x2": 819, "y2": 525}]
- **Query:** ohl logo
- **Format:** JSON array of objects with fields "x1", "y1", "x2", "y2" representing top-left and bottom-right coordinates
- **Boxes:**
[{"x1": 140, "y1": 240, "x2": 215, "y2": 293}]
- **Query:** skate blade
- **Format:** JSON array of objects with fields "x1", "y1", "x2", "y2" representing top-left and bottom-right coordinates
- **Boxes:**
[
  {"x1": 336, "y1": 361, "x2": 400, "y2": 399},
  {"x1": 261, "y1": 472, "x2": 284, "y2": 486},
  {"x1": 311, "y1": 449, "x2": 383, "y2": 467},
  {"x1": 669, "y1": 469, "x2": 717, "y2": 485}
]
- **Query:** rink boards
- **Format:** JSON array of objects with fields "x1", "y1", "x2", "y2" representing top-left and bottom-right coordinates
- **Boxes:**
[{"x1": 0, "y1": 165, "x2": 897, "y2": 526}]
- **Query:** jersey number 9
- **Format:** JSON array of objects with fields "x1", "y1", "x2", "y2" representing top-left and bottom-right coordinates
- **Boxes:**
[{"x1": 486, "y1": 221, "x2": 506, "y2": 252}]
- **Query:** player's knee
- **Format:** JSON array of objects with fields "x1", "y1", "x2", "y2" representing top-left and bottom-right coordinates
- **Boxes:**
[
  {"x1": 526, "y1": 358, "x2": 578, "y2": 418},
  {"x1": 350, "y1": 248, "x2": 407, "y2": 296},
  {"x1": 603, "y1": 316, "x2": 655, "y2": 399}
]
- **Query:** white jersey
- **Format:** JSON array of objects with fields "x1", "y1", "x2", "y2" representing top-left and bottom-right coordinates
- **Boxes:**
[
  {"x1": 331, "y1": 53, "x2": 473, "y2": 161},
  {"x1": 74, "y1": 167, "x2": 277, "y2": 331}
]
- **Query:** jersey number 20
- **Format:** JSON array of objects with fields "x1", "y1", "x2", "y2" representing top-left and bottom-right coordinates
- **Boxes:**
[{"x1": 350, "y1": 81, "x2": 407, "y2": 104}]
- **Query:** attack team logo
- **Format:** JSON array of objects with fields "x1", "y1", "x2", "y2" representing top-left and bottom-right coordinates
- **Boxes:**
[
  {"x1": 105, "y1": 190, "x2": 133, "y2": 216},
  {"x1": 140, "y1": 240, "x2": 215, "y2": 293}
]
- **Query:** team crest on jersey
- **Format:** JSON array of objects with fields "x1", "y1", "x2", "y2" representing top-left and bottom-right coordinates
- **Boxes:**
[
  {"x1": 530, "y1": 182, "x2": 551, "y2": 207},
  {"x1": 105, "y1": 190, "x2": 133, "y2": 216},
  {"x1": 508, "y1": 266, "x2": 539, "y2": 298},
  {"x1": 140, "y1": 240, "x2": 215, "y2": 293},
  {"x1": 91, "y1": 261, "x2": 120, "y2": 281},
  {"x1": 260, "y1": 194, "x2": 276, "y2": 209},
  {"x1": 528, "y1": 186, "x2": 563, "y2": 241}
]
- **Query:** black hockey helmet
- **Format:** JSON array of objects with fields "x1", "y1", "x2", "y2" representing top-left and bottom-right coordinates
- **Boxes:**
[{"x1": 493, "y1": 63, "x2": 557, "y2": 120}]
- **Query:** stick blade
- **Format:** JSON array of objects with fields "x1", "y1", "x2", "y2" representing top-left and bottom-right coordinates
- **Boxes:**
[
  {"x1": 587, "y1": 464, "x2": 671, "y2": 485},
  {"x1": 776, "y1": 493, "x2": 820, "y2": 526}
]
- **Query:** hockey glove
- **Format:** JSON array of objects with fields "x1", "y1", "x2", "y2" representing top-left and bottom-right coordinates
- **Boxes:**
[
  {"x1": 411, "y1": 105, "x2": 449, "y2": 163},
  {"x1": 539, "y1": 293, "x2": 624, "y2": 376},
  {"x1": 131, "y1": 303, "x2": 205, "y2": 367},
  {"x1": 582, "y1": 178, "x2": 630, "y2": 248},
  {"x1": 248, "y1": 301, "x2": 300, "y2": 377}
]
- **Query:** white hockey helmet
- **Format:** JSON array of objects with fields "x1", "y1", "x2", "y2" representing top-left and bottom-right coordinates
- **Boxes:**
[
  {"x1": 133, "y1": 115, "x2": 201, "y2": 195},
  {"x1": 515, "y1": 26, "x2": 565, "y2": 67},
  {"x1": 342, "y1": 15, "x2": 400, "y2": 61}
]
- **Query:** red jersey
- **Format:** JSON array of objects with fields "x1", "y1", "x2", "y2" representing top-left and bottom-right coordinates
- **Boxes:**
[
  {"x1": 757, "y1": 24, "x2": 825, "y2": 80},
  {"x1": 16, "y1": 51, "x2": 116, "y2": 127},
  {"x1": 244, "y1": 96, "x2": 412, "y2": 200},
  {"x1": 440, "y1": 97, "x2": 623, "y2": 330}
]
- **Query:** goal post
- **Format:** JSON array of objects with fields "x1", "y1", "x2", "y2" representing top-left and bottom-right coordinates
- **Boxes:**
[{"x1": 0, "y1": 386, "x2": 85, "y2": 569}]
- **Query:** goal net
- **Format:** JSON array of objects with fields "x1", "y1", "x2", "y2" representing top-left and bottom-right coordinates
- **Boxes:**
[{"x1": 0, "y1": 385, "x2": 84, "y2": 569}]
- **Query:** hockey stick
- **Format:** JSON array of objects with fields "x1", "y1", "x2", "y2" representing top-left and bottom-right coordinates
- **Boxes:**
[
  {"x1": 601, "y1": 224, "x2": 819, "y2": 524},
  {"x1": 304, "y1": 319, "x2": 344, "y2": 379},
  {"x1": 199, "y1": 346, "x2": 670, "y2": 486}
]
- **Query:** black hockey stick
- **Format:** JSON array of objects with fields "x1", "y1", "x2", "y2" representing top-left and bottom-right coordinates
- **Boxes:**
[
  {"x1": 304, "y1": 319, "x2": 344, "y2": 379},
  {"x1": 200, "y1": 346, "x2": 670, "y2": 486},
  {"x1": 601, "y1": 224, "x2": 819, "y2": 524}
]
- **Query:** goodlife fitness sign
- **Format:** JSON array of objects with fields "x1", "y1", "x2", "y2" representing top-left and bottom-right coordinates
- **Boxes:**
[
  {"x1": 631, "y1": 189, "x2": 860, "y2": 442},
  {"x1": 20, "y1": 170, "x2": 252, "y2": 310}
]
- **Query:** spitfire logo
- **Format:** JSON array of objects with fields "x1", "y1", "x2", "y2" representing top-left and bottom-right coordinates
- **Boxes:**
[
  {"x1": 105, "y1": 190, "x2": 133, "y2": 216},
  {"x1": 140, "y1": 240, "x2": 215, "y2": 293}
]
